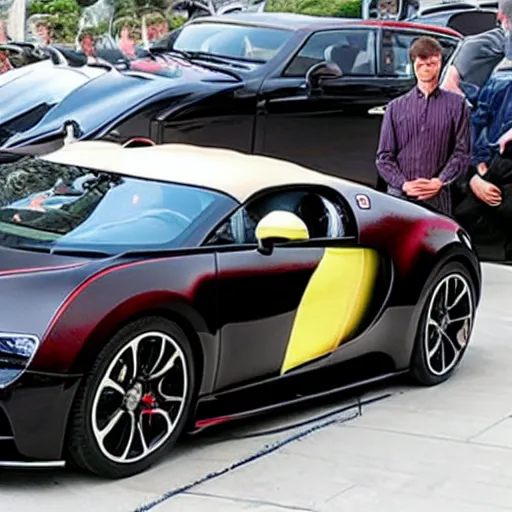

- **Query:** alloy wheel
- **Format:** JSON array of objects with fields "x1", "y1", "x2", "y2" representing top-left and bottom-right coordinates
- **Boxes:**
[
  {"x1": 90, "y1": 331, "x2": 188, "y2": 464},
  {"x1": 424, "y1": 273, "x2": 474, "y2": 377}
]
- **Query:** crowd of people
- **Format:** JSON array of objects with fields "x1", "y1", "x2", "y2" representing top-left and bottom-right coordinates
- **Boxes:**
[{"x1": 376, "y1": 0, "x2": 512, "y2": 260}]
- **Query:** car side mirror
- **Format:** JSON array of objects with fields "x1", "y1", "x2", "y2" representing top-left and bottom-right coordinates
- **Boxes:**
[
  {"x1": 305, "y1": 61, "x2": 343, "y2": 93},
  {"x1": 255, "y1": 211, "x2": 309, "y2": 254}
]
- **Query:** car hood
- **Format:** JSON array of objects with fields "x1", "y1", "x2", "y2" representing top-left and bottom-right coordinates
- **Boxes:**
[
  {"x1": 0, "y1": 62, "x2": 107, "y2": 140},
  {"x1": 1, "y1": 58, "x2": 241, "y2": 149}
]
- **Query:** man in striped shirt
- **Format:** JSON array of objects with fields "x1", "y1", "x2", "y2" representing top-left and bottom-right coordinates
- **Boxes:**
[{"x1": 376, "y1": 36, "x2": 471, "y2": 216}]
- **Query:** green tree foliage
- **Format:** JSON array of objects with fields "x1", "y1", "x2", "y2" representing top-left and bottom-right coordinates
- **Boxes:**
[
  {"x1": 265, "y1": 0, "x2": 362, "y2": 18},
  {"x1": 27, "y1": 0, "x2": 81, "y2": 43}
]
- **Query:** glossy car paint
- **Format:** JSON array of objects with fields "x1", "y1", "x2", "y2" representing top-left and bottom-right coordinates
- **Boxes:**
[
  {"x1": 3, "y1": 61, "x2": 241, "y2": 148},
  {"x1": 0, "y1": 61, "x2": 106, "y2": 146},
  {"x1": 0, "y1": 173, "x2": 480, "y2": 463}
]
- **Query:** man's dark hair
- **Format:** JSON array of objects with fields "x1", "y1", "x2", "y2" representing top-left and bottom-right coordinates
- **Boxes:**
[{"x1": 409, "y1": 36, "x2": 443, "y2": 61}]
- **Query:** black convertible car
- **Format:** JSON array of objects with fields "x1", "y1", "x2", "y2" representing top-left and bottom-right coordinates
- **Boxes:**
[
  {"x1": 0, "y1": 14, "x2": 462, "y2": 188},
  {"x1": 0, "y1": 140, "x2": 480, "y2": 477}
]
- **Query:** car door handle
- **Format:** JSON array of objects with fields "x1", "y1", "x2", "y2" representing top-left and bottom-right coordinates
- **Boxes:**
[{"x1": 368, "y1": 105, "x2": 387, "y2": 115}]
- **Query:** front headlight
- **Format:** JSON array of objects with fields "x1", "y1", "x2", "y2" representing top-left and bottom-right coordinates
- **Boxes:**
[{"x1": 0, "y1": 333, "x2": 40, "y2": 388}]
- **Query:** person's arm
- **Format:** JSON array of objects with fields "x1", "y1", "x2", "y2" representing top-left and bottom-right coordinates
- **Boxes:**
[
  {"x1": 375, "y1": 102, "x2": 406, "y2": 190},
  {"x1": 441, "y1": 65, "x2": 464, "y2": 96},
  {"x1": 438, "y1": 100, "x2": 471, "y2": 185},
  {"x1": 471, "y1": 79, "x2": 496, "y2": 167}
]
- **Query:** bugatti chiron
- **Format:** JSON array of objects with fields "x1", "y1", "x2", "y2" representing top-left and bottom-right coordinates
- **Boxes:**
[{"x1": 0, "y1": 141, "x2": 480, "y2": 478}]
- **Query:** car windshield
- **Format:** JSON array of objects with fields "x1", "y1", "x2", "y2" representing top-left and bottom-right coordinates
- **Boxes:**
[
  {"x1": 0, "y1": 156, "x2": 235, "y2": 255},
  {"x1": 171, "y1": 22, "x2": 293, "y2": 63}
]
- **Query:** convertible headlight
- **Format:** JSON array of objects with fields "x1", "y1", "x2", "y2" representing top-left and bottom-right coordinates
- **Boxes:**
[{"x1": 0, "y1": 333, "x2": 40, "y2": 388}]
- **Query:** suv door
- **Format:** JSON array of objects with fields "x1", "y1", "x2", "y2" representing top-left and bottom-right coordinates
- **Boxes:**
[
  {"x1": 376, "y1": 27, "x2": 459, "y2": 97},
  {"x1": 255, "y1": 27, "x2": 386, "y2": 189}
]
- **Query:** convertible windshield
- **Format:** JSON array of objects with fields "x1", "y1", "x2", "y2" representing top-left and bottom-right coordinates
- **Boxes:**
[
  {"x1": 0, "y1": 156, "x2": 235, "y2": 255},
  {"x1": 171, "y1": 22, "x2": 293, "y2": 63}
]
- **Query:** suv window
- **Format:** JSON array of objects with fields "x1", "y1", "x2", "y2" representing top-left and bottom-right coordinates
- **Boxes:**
[
  {"x1": 380, "y1": 30, "x2": 459, "y2": 77},
  {"x1": 206, "y1": 188, "x2": 350, "y2": 246},
  {"x1": 284, "y1": 29, "x2": 376, "y2": 77}
]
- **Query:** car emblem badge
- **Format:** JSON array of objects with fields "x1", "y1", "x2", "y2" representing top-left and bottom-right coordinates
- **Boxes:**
[{"x1": 356, "y1": 194, "x2": 371, "y2": 209}]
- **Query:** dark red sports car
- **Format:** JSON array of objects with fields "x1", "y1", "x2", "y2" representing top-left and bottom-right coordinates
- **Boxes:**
[{"x1": 0, "y1": 141, "x2": 480, "y2": 478}]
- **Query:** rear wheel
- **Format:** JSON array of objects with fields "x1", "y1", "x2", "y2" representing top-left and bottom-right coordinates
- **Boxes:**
[
  {"x1": 410, "y1": 262, "x2": 476, "y2": 386},
  {"x1": 67, "y1": 317, "x2": 195, "y2": 478}
]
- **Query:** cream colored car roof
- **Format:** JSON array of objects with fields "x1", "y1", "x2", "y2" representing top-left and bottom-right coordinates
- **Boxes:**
[{"x1": 41, "y1": 141, "x2": 338, "y2": 202}]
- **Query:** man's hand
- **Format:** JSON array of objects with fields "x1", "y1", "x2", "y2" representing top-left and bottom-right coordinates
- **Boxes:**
[
  {"x1": 470, "y1": 175, "x2": 502, "y2": 206},
  {"x1": 477, "y1": 162, "x2": 488, "y2": 176},
  {"x1": 498, "y1": 128, "x2": 512, "y2": 154},
  {"x1": 402, "y1": 178, "x2": 443, "y2": 200}
]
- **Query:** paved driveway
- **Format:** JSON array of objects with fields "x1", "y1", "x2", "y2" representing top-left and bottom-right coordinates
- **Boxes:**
[{"x1": 2, "y1": 262, "x2": 512, "y2": 512}]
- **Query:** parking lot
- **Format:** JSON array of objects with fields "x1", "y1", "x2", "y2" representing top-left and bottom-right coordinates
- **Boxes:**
[{"x1": 1, "y1": 262, "x2": 512, "y2": 512}]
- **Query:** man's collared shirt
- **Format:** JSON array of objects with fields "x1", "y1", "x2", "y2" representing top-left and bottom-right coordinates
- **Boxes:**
[{"x1": 376, "y1": 85, "x2": 471, "y2": 215}]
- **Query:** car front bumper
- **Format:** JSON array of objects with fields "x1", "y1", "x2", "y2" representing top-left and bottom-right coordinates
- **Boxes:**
[{"x1": 0, "y1": 371, "x2": 82, "y2": 467}]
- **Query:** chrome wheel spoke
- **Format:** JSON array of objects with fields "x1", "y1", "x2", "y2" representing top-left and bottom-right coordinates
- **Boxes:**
[
  {"x1": 137, "y1": 422, "x2": 149, "y2": 457},
  {"x1": 91, "y1": 330, "x2": 189, "y2": 465},
  {"x1": 443, "y1": 280, "x2": 450, "y2": 309},
  {"x1": 428, "y1": 332, "x2": 442, "y2": 359},
  {"x1": 158, "y1": 378, "x2": 184, "y2": 403},
  {"x1": 428, "y1": 318, "x2": 440, "y2": 328},
  {"x1": 98, "y1": 409, "x2": 125, "y2": 442},
  {"x1": 448, "y1": 313, "x2": 472, "y2": 324},
  {"x1": 447, "y1": 283, "x2": 469, "y2": 312},
  {"x1": 121, "y1": 412, "x2": 136, "y2": 460},
  {"x1": 439, "y1": 327, "x2": 460, "y2": 355},
  {"x1": 129, "y1": 340, "x2": 139, "y2": 380},
  {"x1": 148, "y1": 351, "x2": 180, "y2": 381},
  {"x1": 103, "y1": 377, "x2": 126, "y2": 396},
  {"x1": 148, "y1": 337, "x2": 167, "y2": 377}
]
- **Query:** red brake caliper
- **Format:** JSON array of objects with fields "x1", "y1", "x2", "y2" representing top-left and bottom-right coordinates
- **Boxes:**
[{"x1": 141, "y1": 393, "x2": 157, "y2": 426}]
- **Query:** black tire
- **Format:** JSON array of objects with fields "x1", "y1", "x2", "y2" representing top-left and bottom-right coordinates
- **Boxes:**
[
  {"x1": 410, "y1": 261, "x2": 476, "y2": 386},
  {"x1": 66, "y1": 316, "x2": 196, "y2": 479}
]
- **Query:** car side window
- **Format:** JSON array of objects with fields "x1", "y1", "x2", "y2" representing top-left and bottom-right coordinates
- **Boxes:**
[
  {"x1": 380, "y1": 30, "x2": 459, "y2": 77},
  {"x1": 380, "y1": 30, "x2": 416, "y2": 77},
  {"x1": 283, "y1": 29, "x2": 376, "y2": 78},
  {"x1": 206, "y1": 189, "x2": 349, "y2": 246}
]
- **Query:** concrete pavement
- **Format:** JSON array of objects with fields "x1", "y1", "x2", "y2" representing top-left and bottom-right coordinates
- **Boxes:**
[{"x1": 1, "y1": 262, "x2": 512, "y2": 512}]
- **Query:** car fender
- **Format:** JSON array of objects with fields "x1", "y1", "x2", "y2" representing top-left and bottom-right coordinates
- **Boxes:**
[
  {"x1": 31, "y1": 254, "x2": 220, "y2": 395},
  {"x1": 329, "y1": 180, "x2": 481, "y2": 306}
]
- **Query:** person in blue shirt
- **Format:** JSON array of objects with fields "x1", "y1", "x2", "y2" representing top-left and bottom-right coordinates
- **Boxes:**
[
  {"x1": 469, "y1": 59, "x2": 512, "y2": 206},
  {"x1": 454, "y1": 56, "x2": 512, "y2": 259}
]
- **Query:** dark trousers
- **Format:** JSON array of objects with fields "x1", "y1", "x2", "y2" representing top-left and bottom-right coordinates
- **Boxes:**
[{"x1": 454, "y1": 157, "x2": 512, "y2": 257}]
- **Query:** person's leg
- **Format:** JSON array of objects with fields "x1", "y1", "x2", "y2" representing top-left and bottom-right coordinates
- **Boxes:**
[{"x1": 495, "y1": 184, "x2": 512, "y2": 260}]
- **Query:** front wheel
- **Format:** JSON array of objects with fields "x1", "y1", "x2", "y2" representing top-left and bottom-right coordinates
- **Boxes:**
[
  {"x1": 410, "y1": 262, "x2": 476, "y2": 386},
  {"x1": 66, "y1": 316, "x2": 195, "y2": 478}
]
